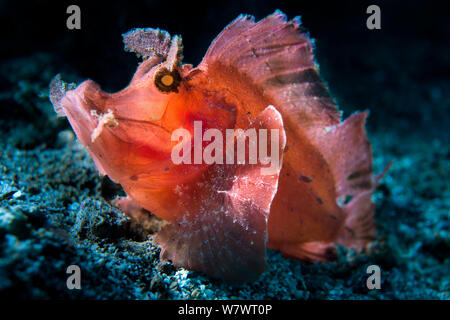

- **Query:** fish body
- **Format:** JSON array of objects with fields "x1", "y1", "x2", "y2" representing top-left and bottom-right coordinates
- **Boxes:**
[{"x1": 50, "y1": 11, "x2": 386, "y2": 282}]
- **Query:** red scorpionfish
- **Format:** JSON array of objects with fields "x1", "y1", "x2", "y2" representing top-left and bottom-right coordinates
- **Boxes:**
[{"x1": 50, "y1": 11, "x2": 389, "y2": 283}]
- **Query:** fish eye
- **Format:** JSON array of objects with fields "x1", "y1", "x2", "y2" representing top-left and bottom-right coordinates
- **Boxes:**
[{"x1": 154, "y1": 68, "x2": 181, "y2": 93}]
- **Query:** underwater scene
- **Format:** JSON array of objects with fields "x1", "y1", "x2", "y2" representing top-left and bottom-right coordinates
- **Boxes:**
[{"x1": 0, "y1": 0, "x2": 449, "y2": 301}]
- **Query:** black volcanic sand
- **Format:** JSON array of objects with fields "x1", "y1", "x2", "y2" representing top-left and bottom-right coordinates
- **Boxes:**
[{"x1": 0, "y1": 1, "x2": 448, "y2": 299}]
